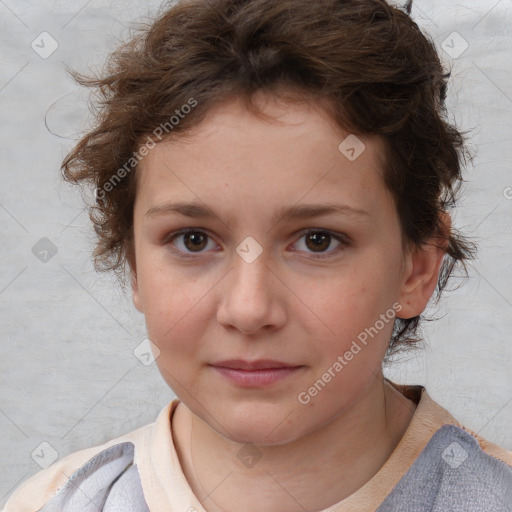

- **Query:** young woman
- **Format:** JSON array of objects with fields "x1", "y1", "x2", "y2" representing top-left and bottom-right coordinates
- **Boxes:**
[{"x1": 4, "y1": 1, "x2": 511, "y2": 510}]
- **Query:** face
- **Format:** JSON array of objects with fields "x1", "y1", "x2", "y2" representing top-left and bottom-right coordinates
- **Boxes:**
[{"x1": 131, "y1": 92, "x2": 420, "y2": 445}]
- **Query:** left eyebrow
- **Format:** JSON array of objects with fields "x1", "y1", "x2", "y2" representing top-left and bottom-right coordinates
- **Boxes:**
[
  {"x1": 145, "y1": 200, "x2": 370, "y2": 225},
  {"x1": 272, "y1": 203, "x2": 370, "y2": 225}
]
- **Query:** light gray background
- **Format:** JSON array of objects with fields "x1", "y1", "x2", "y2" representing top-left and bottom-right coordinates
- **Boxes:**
[{"x1": 0, "y1": 0, "x2": 511, "y2": 505}]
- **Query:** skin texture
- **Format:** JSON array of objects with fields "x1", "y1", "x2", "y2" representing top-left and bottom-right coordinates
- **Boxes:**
[{"x1": 131, "y1": 91, "x2": 448, "y2": 511}]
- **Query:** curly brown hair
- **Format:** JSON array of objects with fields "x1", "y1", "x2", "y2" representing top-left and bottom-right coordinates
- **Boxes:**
[{"x1": 61, "y1": 0, "x2": 476, "y2": 359}]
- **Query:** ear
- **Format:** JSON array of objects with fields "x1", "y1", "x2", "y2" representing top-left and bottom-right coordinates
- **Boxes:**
[
  {"x1": 131, "y1": 270, "x2": 144, "y2": 313},
  {"x1": 396, "y1": 212, "x2": 451, "y2": 319}
]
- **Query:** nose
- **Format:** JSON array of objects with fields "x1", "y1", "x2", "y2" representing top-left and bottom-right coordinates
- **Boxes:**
[{"x1": 216, "y1": 248, "x2": 286, "y2": 336}]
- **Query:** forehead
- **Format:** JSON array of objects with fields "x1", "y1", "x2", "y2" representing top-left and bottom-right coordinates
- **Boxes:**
[{"x1": 134, "y1": 93, "x2": 392, "y2": 226}]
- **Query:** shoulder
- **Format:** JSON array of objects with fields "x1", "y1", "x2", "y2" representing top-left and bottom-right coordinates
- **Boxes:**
[
  {"x1": 378, "y1": 423, "x2": 512, "y2": 511},
  {"x1": 390, "y1": 380, "x2": 512, "y2": 468},
  {"x1": 1, "y1": 421, "x2": 153, "y2": 512},
  {"x1": 418, "y1": 385, "x2": 512, "y2": 469},
  {"x1": 379, "y1": 382, "x2": 512, "y2": 511},
  {"x1": 456, "y1": 422, "x2": 512, "y2": 468}
]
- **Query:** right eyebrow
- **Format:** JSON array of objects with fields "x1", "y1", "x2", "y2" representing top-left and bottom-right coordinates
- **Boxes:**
[{"x1": 145, "y1": 201, "x2": 221, "y2": 220}]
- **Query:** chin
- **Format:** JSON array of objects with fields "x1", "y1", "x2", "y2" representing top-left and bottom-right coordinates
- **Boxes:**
[{"x1": 211, "y1": 403, "x2": 313, "y2": 447}]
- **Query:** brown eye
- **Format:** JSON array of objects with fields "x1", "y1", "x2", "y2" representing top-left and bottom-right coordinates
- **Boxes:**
[
  {"x1": 166, "y1": 229, "x2": 216, "y2": 255},
  {"x1": 304, "y1": 231, "x2": 331, "y2": 252},
  {"x1": 182, "y1": 232, "x2": 208, "y2": 252},
  {"x1": 293, "y1": 229, "x2": 348, "y2": 259}
]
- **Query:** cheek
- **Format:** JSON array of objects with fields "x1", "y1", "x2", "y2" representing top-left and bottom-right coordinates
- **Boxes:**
[
  {"x1": 136, "y1": 260, "x2": 202, "y2": 339},
  {"x1": 308, "y1": 260, "x2": 400, "y2": 360},
  {"x1": 141, "y1": 270, "x2": 210, "y2": 388},
  {"x1": 315, "y1": 271, "x2": 391, "y2": 331}
]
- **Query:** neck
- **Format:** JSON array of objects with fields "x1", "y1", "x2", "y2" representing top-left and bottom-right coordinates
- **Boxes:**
[{"x1": 171, "y1": 377, "x2": 417, "y2": 512}]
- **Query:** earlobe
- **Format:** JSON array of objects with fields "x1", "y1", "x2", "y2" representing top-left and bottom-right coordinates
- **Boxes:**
[{"x1": 397, "y1": 213, "x2": 451, "y2": 319}]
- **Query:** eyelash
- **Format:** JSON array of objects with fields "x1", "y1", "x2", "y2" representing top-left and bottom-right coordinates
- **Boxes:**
[{"x1": 163, "y1": 228, "x2": 350, "y2": 260}]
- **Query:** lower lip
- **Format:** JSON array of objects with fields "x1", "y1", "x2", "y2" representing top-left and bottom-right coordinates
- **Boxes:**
[{"x1": 212, "y1": 366, "x2": 302, "y2": 387}]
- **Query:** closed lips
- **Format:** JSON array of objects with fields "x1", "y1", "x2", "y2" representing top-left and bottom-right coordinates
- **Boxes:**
[{"x1": 211, "y1": 360, "x2": 301, "y2": 370}]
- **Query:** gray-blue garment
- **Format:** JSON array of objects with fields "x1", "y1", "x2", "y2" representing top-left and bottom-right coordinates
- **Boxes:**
[
  {"x1": 37, "y1": 443, "x2": 149, "y2": 512},
  {"x1": 37, "y1": 424, "x2": 512, "y2": 511},
  {"x1": 376, "y1": 424, "x2": 512, "y2": 511}
]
